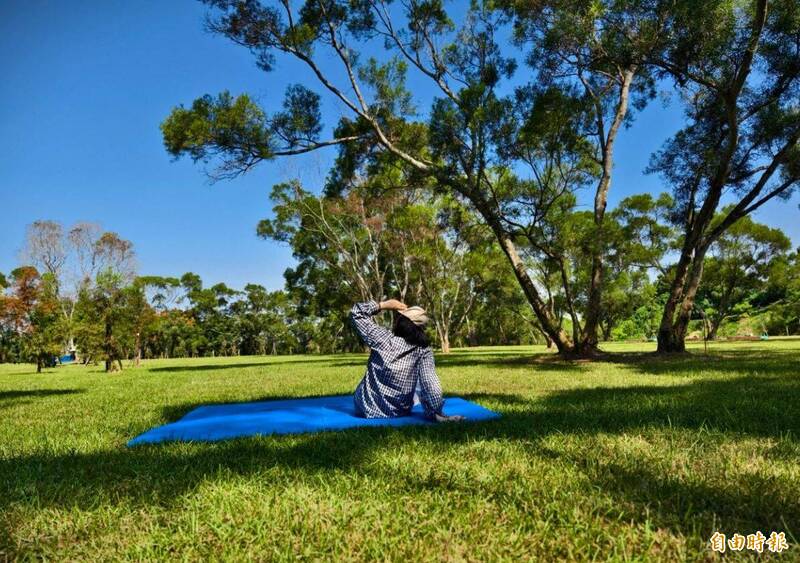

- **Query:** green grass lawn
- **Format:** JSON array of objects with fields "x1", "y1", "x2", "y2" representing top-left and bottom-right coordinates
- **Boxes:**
[{"x1": 1, "y1": 340, "x2": 799, "y2": 561}]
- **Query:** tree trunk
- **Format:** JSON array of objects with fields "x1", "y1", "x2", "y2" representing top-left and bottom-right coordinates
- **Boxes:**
[
  {"x1": 134, "y1": 331, "x2": 142, "y2": 367},
  {"x1": 487, "y1": 220, "x2": 575, "y2": 356},
  {"x1": 601, "y1": 322, "x2": 613, "y2": 342},
  {"x1": 707, "y1": 318, "x2": 722, "y2": 341},
  {"x1": 707, "y1": 283, "x2": 734, "y2": 341},
  {"x1": 658, "y1": 242, "x2": 709, "y2": 353},
  {"x1": 582, "y1": 68, "x2": 635, "y2": 354},
  {"x1": 434, "y1": 320, "x2": 452, "y2": 354},
  {"x1": 657, "y1": 240, "x2": 696, "y2": 353},
  {"x1": 440, "y1": 332, "x2": 451, "y2": 354},
  {"x1": 104, "y1": 316, "x2": 113, "y2": 372}
]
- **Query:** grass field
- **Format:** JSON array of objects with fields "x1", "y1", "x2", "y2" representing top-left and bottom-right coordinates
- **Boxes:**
[{"x1": 1, "y1": 340, "x2": 799, "y2": 561}]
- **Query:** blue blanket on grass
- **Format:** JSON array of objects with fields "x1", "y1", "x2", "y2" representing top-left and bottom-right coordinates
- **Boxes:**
[{"x1": 128, "y1": 395, "x2": 500, "y2": 446}]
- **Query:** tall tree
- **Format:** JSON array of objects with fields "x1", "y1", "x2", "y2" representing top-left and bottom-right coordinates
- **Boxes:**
[
  {"x1": 762, "y1": 248, "x2": 800, "y2": 335},
  {"x1": 647, "y1": 0, "x2": 800, "y2": 352},
  {"x1": 19, "y1": 221, "x2": 137, "y2": 356},
  {"x1": 259, "y1": 180, "x2": 407, "y2": 304},
  {"x1": 161, "y1": 0, "x2": 657, "y2": 357},
  {"x1": 71, "y1": 231, "x2": 137, "y2": 371},
  {"x1": 497, "y1": 0, "x2": 659, "y2": 352},
  {"x1": 75, "y1": 270, "x2": 138, "y2": 372},
  {"x1": 0, "y1": 267, "x2": 63, "y2": 372},
  {"x1": 390, "y1": 198, "x2": 483, "y2": 352},
  {"x1": 21, "y1": 221, "x2": 67, "y2": 284}
]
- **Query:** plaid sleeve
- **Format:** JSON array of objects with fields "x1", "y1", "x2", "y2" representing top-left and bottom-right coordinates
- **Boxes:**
[
  {"x1": 350, "y1": 301, "x2": 393, "y2": 351},
  {"x1": 417, "y1": 348, "x2": 444, "y2": 419}
]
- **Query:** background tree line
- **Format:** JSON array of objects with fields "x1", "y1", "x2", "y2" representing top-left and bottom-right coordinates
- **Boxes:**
[{"x1": 2, "y1": 190, "x2": 799, "y2": 371}]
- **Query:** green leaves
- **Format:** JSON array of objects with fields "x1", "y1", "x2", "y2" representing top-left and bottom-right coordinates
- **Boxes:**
[
  {"x1": 358, "y1": 57, "x2": 415, "y2": 118},
  {"x1": 161, "y1": 91, "x2": 271, "y2": 172},
  {"x1": 161, "y1": 86, "x2": 324, "y2": 180},
  {"x1": 272, "y1": 85, "x2": 323, "y2": 146}
]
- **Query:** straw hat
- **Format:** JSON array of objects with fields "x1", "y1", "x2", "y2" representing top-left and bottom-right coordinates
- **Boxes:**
[{"x1": 398, "y1": 306, "x2": 429, "y2": 327}]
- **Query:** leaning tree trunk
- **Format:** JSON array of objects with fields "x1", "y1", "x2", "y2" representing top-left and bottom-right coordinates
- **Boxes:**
[
  {"x1": 483, "y1": 216, "x2": 576, "y2": 356},
  {"x1": 658, "y1": 241, "x2": 710, "y2": 353},
  {"x1": 658, "y1": 283, "x2": 691, "y2": 352}
]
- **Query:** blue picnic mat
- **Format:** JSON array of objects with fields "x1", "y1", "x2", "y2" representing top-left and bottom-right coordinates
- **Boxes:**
[{"x1": 128, "y1": 395, "x2": 500, "y2": 446}]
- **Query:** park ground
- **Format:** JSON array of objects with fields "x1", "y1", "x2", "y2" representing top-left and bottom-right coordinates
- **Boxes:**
[{"x1": 1, "y1": 340, "x2": 799, "y2": 561}]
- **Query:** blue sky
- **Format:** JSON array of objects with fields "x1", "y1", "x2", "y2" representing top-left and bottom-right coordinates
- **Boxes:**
[{"x1": 1, "y1": 1, "x2": 798, "y2": 292}]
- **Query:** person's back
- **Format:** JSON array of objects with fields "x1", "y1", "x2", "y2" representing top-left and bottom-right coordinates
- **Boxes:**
[{"x1": 350, "y1": 300, "x2": 464, "y2": 422}]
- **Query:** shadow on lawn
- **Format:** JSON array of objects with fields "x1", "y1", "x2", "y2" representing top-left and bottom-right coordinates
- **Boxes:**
[
  {"x1": 436, "y1": 353, "x2": 584, "y2": 371},
  {"x1": 146, "y1": 347, "x2": 579, "y2": 374},
  {"x1": 603, "y1": 348, "x2": 800, "y2": 378},
  {"x1": 148, "y1": 357, "x2": 355, "y2": 373},
  {"x1": 327, "y1": 351, "x2": 583, "y2": 372},
  {"x1": 0, "y1": 389, "x2": 82, "y2": 401},
  {"x1": 0, "y1": 389, "x2": 83, "y2": 411},
  {"x1": 2, "y1": 372, "x2": 799, "y2": 538}
]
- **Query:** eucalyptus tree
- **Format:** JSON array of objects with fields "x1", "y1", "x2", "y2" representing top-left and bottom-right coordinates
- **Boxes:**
[
  {"x1": 21, "y1": 221, "x2": 67, "y2": 285},
  {"x1": 20, "y1": 221, "x2": 137, "y2": 354},
  {"x1": 646, "y1": 0, "x2": 800, "y2": 351},
  {"x1": 259, "y1": 179, "x2": 409, "y2": 304},
  {"x1": 179, "y1": 273, "x2": 242, "y2": 356},
  {"x1": 232, "y1": 284, "x2": 299, "y2": 355},
  {"x1": 258, "y1": 176, "x2": 484, "y2": 352},
  {"x1": 74, "y1": 270, "x2": 138, "y2": 372},
  {"x1": 390, "y1": 198, "x2": 485, "y2": 352},
  {"x1": 137, "y1": 276, "x2": 182, "y2": 312},
  {"x1": 161, "y1": 0, "x2": 661, "y2": 356},
  {"x1": 495, "y1": 0, "x2": 661, "y2": 352},
  {"x1": 259, "y1": 178, "x2": 407, "y2": 352},
  {"x1": 127, "y1": 277, "x2": 182, "y2": 366}
]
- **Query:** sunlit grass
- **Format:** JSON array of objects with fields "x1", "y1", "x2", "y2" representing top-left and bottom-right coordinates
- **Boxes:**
[{"x1": 1, "y1": 339, "x2": 799, "y2": 560}]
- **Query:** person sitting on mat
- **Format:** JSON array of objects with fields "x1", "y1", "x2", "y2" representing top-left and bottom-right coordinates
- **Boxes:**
[{"x1": 350, "y1": 299, "x2": 465, "y2": 422}]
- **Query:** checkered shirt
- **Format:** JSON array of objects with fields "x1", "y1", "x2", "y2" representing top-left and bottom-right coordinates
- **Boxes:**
[{"x1": 351, "y1": 301, "x2": 444, "y2": 419}]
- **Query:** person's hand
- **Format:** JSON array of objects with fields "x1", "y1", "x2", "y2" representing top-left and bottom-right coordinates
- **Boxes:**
[
  {"x1": 434, "y1": 413, "x2": 466, "y2": 423},
  {"x1": 379, "y1": 299, "x2": 407, "y2": 311}
]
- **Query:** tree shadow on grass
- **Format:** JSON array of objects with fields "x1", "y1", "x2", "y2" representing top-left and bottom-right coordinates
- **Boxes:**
[
  {"x1": 0, "y1": 389, "x2": 83, "y2": 411},
  {"x1": 148, "y1": 357, "x2": 354, "y2": 373},
  {"x1": 2, "y1": 373, "x2": 799, "y2": 545},
  {"x1": 145, "y1": 348, "x2": 589, "y2": 374},
  {"x1": 327, "y1": 351, "x2": 586, "y2": 372},
  {"x1": 602, "y1": 348, "x2": 800, "y2": 378},
  {"x1": 435, "y1": 352, "x2": 587, "y2": 371},
  {"x1": 0, "y1": 389, "x2": 83, "y2": 401}
]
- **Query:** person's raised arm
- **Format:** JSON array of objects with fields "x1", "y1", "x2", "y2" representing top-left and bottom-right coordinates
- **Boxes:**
[
  {"x1": 417, "y1": 348, "x2": 465, "y2": 422},
  {"x1": 349, "y1": 300, "x2": 405, "y2": 351}
]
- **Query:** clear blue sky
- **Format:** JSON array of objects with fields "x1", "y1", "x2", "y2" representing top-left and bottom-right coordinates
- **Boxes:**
[{"x1": 1, "y1": 1, "x2": 797, "y2": 292}]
